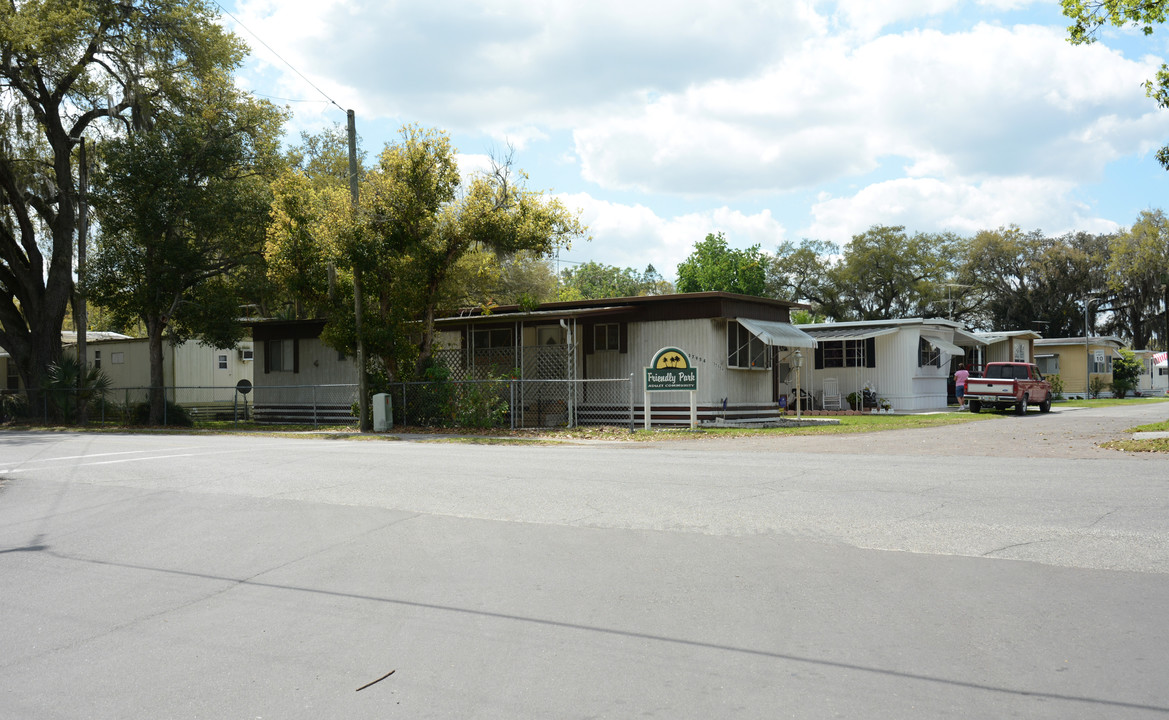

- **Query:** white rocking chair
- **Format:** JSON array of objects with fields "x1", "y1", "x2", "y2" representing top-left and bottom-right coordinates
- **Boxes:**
[{"x1": 821, "y1": 377, "x2": 842, "y2": 410}]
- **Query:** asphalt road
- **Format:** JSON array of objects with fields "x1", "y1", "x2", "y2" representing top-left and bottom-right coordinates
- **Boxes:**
[{"x1": 1, "y1": 402, "x2": 1167, "y2": 719}]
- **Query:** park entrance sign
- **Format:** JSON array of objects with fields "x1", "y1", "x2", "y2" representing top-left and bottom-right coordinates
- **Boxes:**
[
  {"x1": 645, "y1": 347, "x2": 698, "y2": 391},
  {"x1": 644, "y1": 347, "x2": 699, "y2": 430}
]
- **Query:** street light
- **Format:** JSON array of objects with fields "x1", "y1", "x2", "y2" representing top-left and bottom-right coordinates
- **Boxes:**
[{"x1": 792, "y1": 349, "x2": 804, "y2": 420}]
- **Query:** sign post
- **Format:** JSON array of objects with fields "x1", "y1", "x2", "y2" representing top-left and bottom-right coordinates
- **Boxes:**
[
  {"x1": 234, "y1": 379, "x2": 252, "y2": 424},
  {"x1": 645, "y1": 347, "x2": 699, "y2": 430}
]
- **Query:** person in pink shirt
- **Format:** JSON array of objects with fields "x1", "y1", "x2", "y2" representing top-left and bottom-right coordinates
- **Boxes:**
[{"x1": 954, "y1": 363, "x2": 970, "y2": 410}]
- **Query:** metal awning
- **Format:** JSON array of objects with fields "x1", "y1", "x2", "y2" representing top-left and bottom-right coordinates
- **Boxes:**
[
  {"x1": 953, "y1": 328, "x2": 988, "y2": 346},
  {"x1": 924, "y1": 336, "x2": 965, "y2": 356},
  {"x1": 735, "y1": 318, "x2": 817, "y2": 348},
  {"x1": 798, "y1": 326, "x2": 898, "y2": 342}
]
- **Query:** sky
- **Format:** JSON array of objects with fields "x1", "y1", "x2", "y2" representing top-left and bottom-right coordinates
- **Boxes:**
[{"x1": 220, "y1": 0, "x2": 1169, "y2": 282}]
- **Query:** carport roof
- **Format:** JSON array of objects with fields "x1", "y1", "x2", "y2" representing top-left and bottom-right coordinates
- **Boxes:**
[{"x1": 799, "y1": 326, "x2": 899, "y2": 341}]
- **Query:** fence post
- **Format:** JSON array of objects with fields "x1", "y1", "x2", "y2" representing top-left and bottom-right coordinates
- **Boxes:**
[
  {"x1": 510, "y1": 379, "x2": 516, "y2": 430},
  {"x1": 312, "y1": 385, "x2": 318, "y2": 428},
  {"x1": 628, "y1": 373, "x2": 634, "y2": 433}
]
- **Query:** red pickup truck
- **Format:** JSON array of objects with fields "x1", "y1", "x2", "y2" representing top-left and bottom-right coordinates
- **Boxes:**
[{"x1": 965, "y1": 362, "x2": 1053, "y2": 414}]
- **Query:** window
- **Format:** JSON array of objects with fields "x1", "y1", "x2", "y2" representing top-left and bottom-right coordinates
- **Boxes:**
[
  {"x1": 816, "y1": 339, "x2": 871, "y2": 368},
  {"x1": 6, "y1": 360, "x2": 18, "y2": 390},
  {"x1": 93, "y1": 350, "x2": 101, "y2": 369},
  {"x1": 918, "y1": 338, "x2": 940, "y2": 367},
  {"x1": 1090, "y1": 352, "x2": 1113, "y2": 374},
  {"x1": 218, "y1": 354, "x2": 228, "y2": 370},
  {"x1": 727, "y1": 321, "x2": 769, "y2": 369},
  {"x1": 267, "y1": 339, "x2": 295, "y2": 372},
  {"x1": 537, "y1": 326, "x2": 566, "y2": 347},
  {"x1": 594, "y1": 323, "x2": 619, "y2": 351},
  {"x1": 111, "y1": 352, "x2": 125, "y2": 364},
  {"x1": 473, "y1": 327, "x2": 513, "y2": 349},
  {"x1": 1036, "y1": 356, "x2": 1059, "y2": 375}
]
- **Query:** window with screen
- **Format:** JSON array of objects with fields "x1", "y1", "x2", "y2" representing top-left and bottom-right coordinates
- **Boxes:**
[{"x1": 727, "y1": 321, "x2": 769, "y2": 369}]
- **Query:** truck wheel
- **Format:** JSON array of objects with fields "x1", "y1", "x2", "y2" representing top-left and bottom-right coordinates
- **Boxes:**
[
  {"x1": 968, "y1": 400, "x2": 981, "y2": 413},
  {"x1": 1015, "y1": 395, "x2": 1027, "y2": 415},
  {"x1": 1039, "y1": 394, "x2": 1051, "y2": 413}
]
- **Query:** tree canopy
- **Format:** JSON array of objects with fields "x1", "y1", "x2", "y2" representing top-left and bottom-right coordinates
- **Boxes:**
[
  {"x1": 675, "y1": 232, "x2": 767, "y2": 296},
  {"x1": 558, "y1": 261, "x2": 673, "y2": 300},
  {"x1": 1, "y1": 0, "x2": 252, "y2": 399},
  {"x1": 89, "y1": 77, "x2": 285, "y2": 422},
  {"x1": 265, "y1": 125, "x2": 587, "y2": 380}
]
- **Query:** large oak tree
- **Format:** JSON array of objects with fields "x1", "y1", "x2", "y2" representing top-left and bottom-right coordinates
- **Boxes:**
[{"x1": 0, "y1": 0, "x2": 250, "y2": 402}]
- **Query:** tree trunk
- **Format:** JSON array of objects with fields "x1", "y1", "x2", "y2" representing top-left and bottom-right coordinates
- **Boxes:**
[{"x1": 147, "y1": 318, "x2": 167, "y2": 424}]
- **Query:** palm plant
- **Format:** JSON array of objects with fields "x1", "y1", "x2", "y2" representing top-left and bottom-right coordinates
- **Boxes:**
[{"x1": 41, "y1": 356, "x2": 111, "y2": 423}]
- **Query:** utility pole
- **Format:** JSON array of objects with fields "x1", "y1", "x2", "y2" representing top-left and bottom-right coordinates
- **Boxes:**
[
  {"x1": 1083, "y1": 296, "x2": 1097, "y2": 397},
  {"x1": 1162, "y1": 272, "x2": 1169, "y2": 352},
  {"x1": 76, "y1": 137, "x2": 89, "y2": 425},
  {"x1": 348, "y1": 110, "x2": 370, "y2": 431}
]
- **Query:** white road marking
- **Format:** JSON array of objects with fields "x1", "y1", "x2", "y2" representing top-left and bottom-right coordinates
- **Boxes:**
[
  {"x1": 0, "y1": 447, "x2": 202, "y2": 468},
  {"x1": 86, "y1": 453, "x2": 201, "y2": 466}
]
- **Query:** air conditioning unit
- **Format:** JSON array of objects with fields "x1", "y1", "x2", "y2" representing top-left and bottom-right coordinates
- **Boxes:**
[{"x1": 238, "y1": 345, "x2": 254, "y2": 361}]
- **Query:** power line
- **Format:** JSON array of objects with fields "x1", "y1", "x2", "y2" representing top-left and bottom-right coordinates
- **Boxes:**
[
  {"x1": 212, "y1": 2, "x2": 346, "y2": 114},
  {"x1": 248, "y1": 92, "x2": 331, "y2": 105}
]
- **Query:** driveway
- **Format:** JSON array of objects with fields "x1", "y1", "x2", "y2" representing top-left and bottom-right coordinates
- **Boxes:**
[{"x1": 692, "y1": 402, "x2": 1169, "y2": 459}]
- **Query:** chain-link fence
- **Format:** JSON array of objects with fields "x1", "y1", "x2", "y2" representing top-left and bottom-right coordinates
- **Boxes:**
[
  {"x1": 387, "y1": 376, "x2": 633, "y2": 429},
  {"x1": 5, "y1": 377, "x2": 634, "y2": 430}
]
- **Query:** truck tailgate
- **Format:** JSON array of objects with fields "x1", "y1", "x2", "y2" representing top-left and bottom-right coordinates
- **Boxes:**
[{"x1": 967, "y1": 380, "x2": 1014, "y2": 395}]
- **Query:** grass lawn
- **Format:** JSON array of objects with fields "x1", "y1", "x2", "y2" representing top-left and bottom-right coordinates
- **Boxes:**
[
  {"x1": 1059, "y1": 397, "x2": 1169, "y2": 409},
  {"x1": 1101, "y1": 438, "x2": 1169, "y2": 453},
  {"x1": 1097, "y1": 406, "x2": 1169, "y2": 454}
]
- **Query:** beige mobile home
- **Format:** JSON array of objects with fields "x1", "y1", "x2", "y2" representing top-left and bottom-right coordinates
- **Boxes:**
[
  {"x1": 69, "y1": 335, "x2": 254, "y2": 405},
  {"x1": 1033, "y1": 336, "x2": 1124, "y2": 396}
]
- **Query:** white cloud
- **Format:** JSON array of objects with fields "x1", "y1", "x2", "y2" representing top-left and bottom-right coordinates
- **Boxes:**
[
  {"x1": 831, "y1": 0, "x2": 959, "y2": 37},
  {"x1": 231, "y1": 0, "x2": 823, "y2": 131},
  {"x1": 803, "y1": 176, "x2": 1121, "y2": 242},
  {"x1": 555, "y1": 193, "x2": 786, "y2": 279},
  {"x1": 224, "y1": 0, "x2": 1169, "y2": 272},
  {"x1": 572, "y1": 23, "x2": 1169, "y2": 196}
]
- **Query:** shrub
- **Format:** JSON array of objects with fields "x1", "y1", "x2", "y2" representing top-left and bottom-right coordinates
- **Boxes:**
[
  {"x1": 452, "y1": 380, "x2": 510, "y2": 429},
  {"x1": 1110, "y1": 349, "x2": 1141, "y2": 399},
  {"x1": 1088, "y1": 376, "x2": 1108, "y2": 399},
  {"x1": 1047, "y1": 373, "x2": 1064, "y2": 400},
  {"x1": 130, "y1": 400, "x2": 193, "y2": 427},
  {"x1": 0, "y1": 391, "x2": 28, "y2": 423},
  {"x1": 41, "y1": 356, "x2": 111, "y2": 423}
]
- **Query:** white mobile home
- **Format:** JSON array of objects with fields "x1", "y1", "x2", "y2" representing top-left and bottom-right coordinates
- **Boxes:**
[
  {"x1": 430, "y1": 292, "x2": 817, "y2": 424},
  {"x1": 796, "y1": 318, "x2": 986, "y2": 411},
  {"x1": 255, "y1": 293, "x2": 817, "y2": 426}
]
